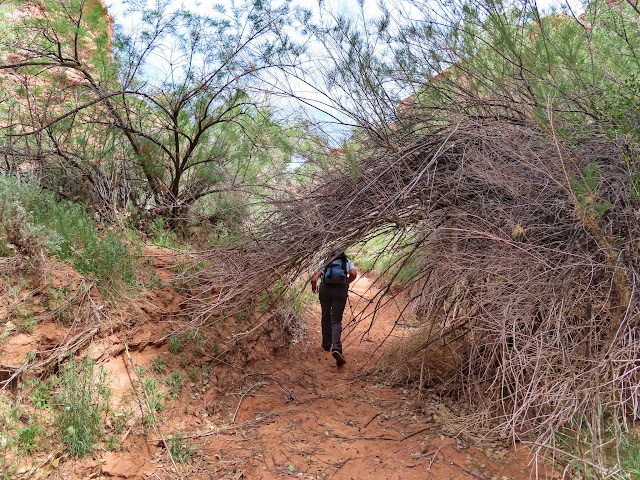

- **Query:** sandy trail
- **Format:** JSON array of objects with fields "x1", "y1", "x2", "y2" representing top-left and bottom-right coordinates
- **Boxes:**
[
  {"x1": 190, "y1": 277, "x2": 542, "y2": 480},
  {"x1": 0, "y1": 257, "x2": 546, "y2": 480}
]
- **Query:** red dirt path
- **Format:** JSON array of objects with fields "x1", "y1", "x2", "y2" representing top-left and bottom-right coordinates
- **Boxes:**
[{"x1": 1, "y1": 253, "x2": 552, "y2": 479}]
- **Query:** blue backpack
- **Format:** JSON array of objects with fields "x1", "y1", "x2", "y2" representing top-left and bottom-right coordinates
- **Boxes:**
[{"x1": 323, "y1": 257, "x2": 348, "y2": 284}]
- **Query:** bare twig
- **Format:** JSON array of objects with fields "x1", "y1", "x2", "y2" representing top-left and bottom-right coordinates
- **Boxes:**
[{"x1": 232, "y1": 382, "x2": 269, "y2": 423}]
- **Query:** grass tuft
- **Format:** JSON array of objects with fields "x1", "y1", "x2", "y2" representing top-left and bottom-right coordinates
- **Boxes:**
[{"x1": 56, "y1": 359, "x2": 110, "y2": 457}]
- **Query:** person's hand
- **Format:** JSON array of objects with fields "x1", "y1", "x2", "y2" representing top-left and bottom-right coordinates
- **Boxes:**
[{"x1": 310, "y1": 272, "x2": 321, "y2": 294}]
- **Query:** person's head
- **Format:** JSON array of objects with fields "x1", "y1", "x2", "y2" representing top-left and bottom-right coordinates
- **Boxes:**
[{"x1": 328, "y1": 247, "x2": 346, "y2": 259}]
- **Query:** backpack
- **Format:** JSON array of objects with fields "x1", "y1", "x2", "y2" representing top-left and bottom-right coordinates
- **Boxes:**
[{"x1": 323, "y1": 257, "x2": 348, "y2": 285}]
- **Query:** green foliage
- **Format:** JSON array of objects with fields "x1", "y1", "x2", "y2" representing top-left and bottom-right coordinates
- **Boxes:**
[
  {"x1": 140, "y1": 376, "x2": 163, "y2": 429},
  {"x1": 552, "y1": 410, "x2": 640, "y2": 478},
  {"x1": 168, "y1": 432, "x2": 195, "y2": 463},
  {"x1": 17, "y1": 420, "x2": 41, "y2": 453},
  {"x1": 28, "y1": 380, "x2": 51, "y2": 410},
  {"x1": 285, "y1": 279, "x2": 315, "y2": 317},
  {"x1": 615, "y1": 437, "x2": 640, "y2": 477},
  {"x1": 0, "y1": 237, "x2": 12, "y2": 257},
  {"x1": 44, "y1": 286, "x2": 75, "y2": 325},
  {"x1": 571, "y1": 163, "x2": 612, "y2": 221},
  {"x1": 0, "y1": 396, "x2": 22, "y2": 474},
  {"x1": 112, "y1": 411, "x2": 130, "y2": 435},
  {"x1": 0, "y1": 175, "x2": 136, "y2": 289},
  {"x1": 0, "y1": 186, "x2": 49, "y2": 262},
  {"x1": 73, "y1": 233, "x2": 136, "y2": 286},
  {"x1": 357, "y1": 231, "x2": 421, "y2": 284},
  {"x1": 164, "y1": 372, "x2": 183, "y2": 398},
  {"x1": 147, "y1": 272, "x2": 165, "y2": 291},
  {"x1": 183, "y1": 330, "x2": 207, "y2": 355},
  {"x1": 143, "y1": 378, "x2": 163, "y2": 414},
  {"x1": 2, "y1": 0, "x2": 299, "y2": 226},
  {"x1": 10, "y1": 305, "x2": 37, "y2": 332},
  {"x1": 357, "y1": 231, "x2": 395, "y2": 273},
  {"x1": 106, "y1": 434, "x2": 118, "y2": 451},
  {"x1": 150, "y1": 218, "x2": 180, "y2": 248},
  {"x1": 168, "y1": 335, "x2": 183, "y2": 354},
  {"x1": 152, "y1": 355, "x2": 166, "y2": 373},
  {"x1": 56, "y1": 359, "x2": 110, "y2": 457}
]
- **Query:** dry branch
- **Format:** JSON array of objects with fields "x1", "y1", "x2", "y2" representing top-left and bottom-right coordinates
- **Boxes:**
[{"x1": 185, "y1": 113, "x2": 640, "y2": 465}]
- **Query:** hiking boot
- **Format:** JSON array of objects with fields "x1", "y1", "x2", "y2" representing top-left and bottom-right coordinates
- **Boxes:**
[
  {"x1": 322, "y1": 344, "x2": 331, "y2": 352},
  {"x1": 332, "y1": 349, "x2": 346, "y2": 366}
]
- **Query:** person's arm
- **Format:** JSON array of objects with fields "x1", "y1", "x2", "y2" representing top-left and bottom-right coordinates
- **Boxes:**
[
  {"x1": 311, "y1": 270, "x2": 322, "y2": 294},
  {"x1": 348, "y1": 268, "x2": 357, "y2": 284}
]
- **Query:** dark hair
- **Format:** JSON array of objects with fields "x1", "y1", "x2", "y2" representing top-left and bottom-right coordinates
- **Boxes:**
[{"x1": 328, "y1": 248, "x2": 347, "y2": 260}]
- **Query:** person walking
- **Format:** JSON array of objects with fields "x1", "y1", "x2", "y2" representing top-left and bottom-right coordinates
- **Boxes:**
[{"x1": 310, "y1": 248, "x2": 357, "y2": 366}]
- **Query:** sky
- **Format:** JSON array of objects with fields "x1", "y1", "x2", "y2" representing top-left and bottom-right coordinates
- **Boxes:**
[
  {"x1": 106, "y1": 0, "x2": 583, "y2": 24},
  {"x1": 104, "y1": 0, "x2": 585, "y2": 143}
]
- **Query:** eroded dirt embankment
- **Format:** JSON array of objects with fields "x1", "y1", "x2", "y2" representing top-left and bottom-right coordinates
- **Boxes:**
[{"x1": 1, "y1": 252, "x2": 549, "y2": 479}]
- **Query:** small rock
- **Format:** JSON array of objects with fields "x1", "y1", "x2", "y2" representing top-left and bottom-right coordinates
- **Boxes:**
[{"x1": 4, "y1": 321, "x2": 17, "y2": 333}]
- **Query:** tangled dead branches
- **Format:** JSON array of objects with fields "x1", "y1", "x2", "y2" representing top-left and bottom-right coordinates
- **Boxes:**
[{"x1": 187, "y1": 113, "x2": 640, "y2": 467}]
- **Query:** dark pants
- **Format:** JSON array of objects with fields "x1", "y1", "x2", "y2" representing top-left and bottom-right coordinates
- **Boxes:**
[{"x1": 319, "y1": 283, "x2": 348, "y2": 352}]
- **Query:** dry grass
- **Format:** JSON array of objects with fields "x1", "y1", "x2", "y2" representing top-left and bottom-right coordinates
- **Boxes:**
[{"x1": 377, "y1": 323, "x2": 465, "y2": 391}]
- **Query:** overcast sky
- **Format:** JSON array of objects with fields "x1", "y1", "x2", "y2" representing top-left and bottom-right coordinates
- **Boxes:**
[
  {"x1": 104, "y1": 0, "x2": 585, "y2": 142},
  {"x1": 106, "y1": 0, "x2": 582, "y2": 23}
]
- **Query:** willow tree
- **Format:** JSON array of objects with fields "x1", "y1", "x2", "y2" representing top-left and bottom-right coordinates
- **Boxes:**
[{"x1": 0, "y1": 0, "x2": 298, "y2": 224}]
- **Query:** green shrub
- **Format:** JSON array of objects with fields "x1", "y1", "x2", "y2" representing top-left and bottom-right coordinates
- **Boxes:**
[
  {"x1": 0, "y1": 237, "x2": 12, "y2": 256},
  {"x1": 18, "y1": 419, "x2": 41, "y2": 453},
  {"x1": 73, "y1": 232, "x2": 136, "y2": 286},
  {"x1": 112, "y1": 411, "x2": 130, "y2": 434},
  {"x1": 164, "y1": 372, "x2": 182, "y2": 398},
  {"x1": 168, "y1": 335, "x2": 183, "y2": 354},
  {"x1": 570, "y1": 163, "x2": 613, "y2": 220},
  {"x1": 149, "y1": 217, "x2": 181, "y2": 248},
  {"x1": 168, "y1": 432, "x2": 195, "y2": 463},
  {"x1": 0, "y1": 174, "x2": 136, "y2": 288},
  {"x1": 152, "y1": 355, "x2": 166, "y2": 373},
  {"x1": 106, "y1": 434, "x2": 118, "y2": 451},
  {"x1": 56, "y1": 359, "x2": 110, "y2": 457},
  {"x1": 143, "y1": 378, "x2": 163, "y2": 414},
  {"x1": 28, "y1": 380, "x2": 51, "y2": 410},
  {"x1": 0, "y1": 400, "x2": 19, "y2": 475},
  {"x1": 357, "y1": 232, "x2": 422, "y2": 284}
]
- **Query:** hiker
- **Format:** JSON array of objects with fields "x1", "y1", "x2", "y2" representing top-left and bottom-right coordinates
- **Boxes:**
[{"x1": 310, "y1": 248, "x2": 357, "y2": 366}]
